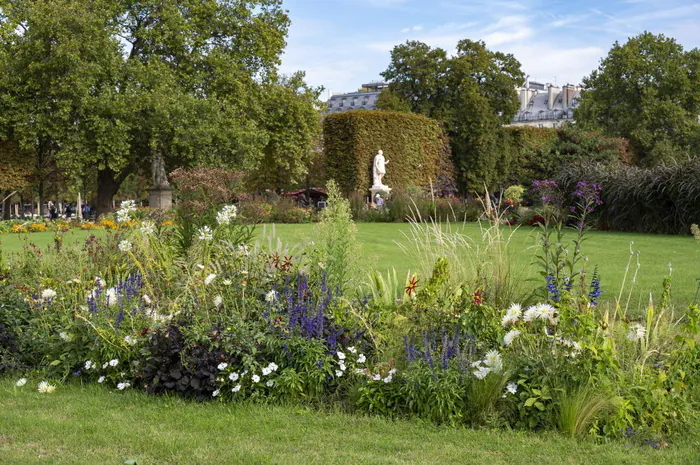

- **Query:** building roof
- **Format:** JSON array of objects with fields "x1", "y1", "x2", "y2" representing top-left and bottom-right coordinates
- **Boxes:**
[{"x1": 326, "y1": 90, "x2": 381, "y2": 114}]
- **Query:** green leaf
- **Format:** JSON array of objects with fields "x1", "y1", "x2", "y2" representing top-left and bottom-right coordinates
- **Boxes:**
[{"x1": 524, "y1": 397, "x2": 537, "y2": 407}]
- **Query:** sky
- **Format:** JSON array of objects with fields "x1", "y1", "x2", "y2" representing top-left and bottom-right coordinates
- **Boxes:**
[{"x1": 278, "y1": 0, "x2": 700, "y2": 98}]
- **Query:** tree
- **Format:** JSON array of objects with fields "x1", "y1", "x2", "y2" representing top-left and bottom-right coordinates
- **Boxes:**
[
  {"x1": 379, "y1": 39, "x2": 524, "y2": 192},
  {"x1": 576, "y1": 32, "x2": 700, "y2": 166},
  {"x1": 0, "y1": 0, "x2": 293, "y2": 214},
  {"x1": 0, "y1": 142, "x2": 31, "y2": 219}
]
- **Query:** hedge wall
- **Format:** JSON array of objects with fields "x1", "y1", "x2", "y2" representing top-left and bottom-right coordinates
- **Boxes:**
[{"x1": 323, "y1": 110, "x2": 453, "y2": 195}]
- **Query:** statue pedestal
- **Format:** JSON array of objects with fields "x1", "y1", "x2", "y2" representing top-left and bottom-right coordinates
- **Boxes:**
[
  {"x1": 148, "y1": 187, "x2": 173, "y2": 210},
  {"x1": 369, "y1": 185, "x2": 391, "y2": 201}
]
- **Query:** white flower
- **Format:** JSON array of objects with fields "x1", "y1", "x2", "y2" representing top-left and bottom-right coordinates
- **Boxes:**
[
  {"x1": 232, "y1": 384, "x2": 241, "y2": 392},
  {"x1": 197, "y1": 226, "x2": 213, "y2": 241},
  {"x1": 523, "y1": 306, "x2": 538, "y2": 322},
  {"x1": 41, "y1": 289, "x2": 57, "y2": 300},
  {"x1": 627, "y1": 323, "x2": 646, "y2": 342},
  {"x1": 84, "y1": 360, "x2": 94, "y2": 370},
  {"x1": 94, "y1": 277, "x2": 106, "y2": 288},
  {"x1": 372, "y1": 374, "x2": 381, "y2": 381},
  {"x1": 38, "y1": 381, "x2": 56, "y2": 393},
  {"x1": 204, "y1": 273, "x2": 217, "y2": 286},
  {"x1": 484, "y1": 350, "x2": 503, "y2": 373},
  {"x1": 347, "y1": 346, "x2": 357, "y2": 354},
  {"x1": 265, "y1": 290, "x2": 277, "y2": 303},
  {"x1": 140, "y1": 221, "x2": 155, "y2": 235},
  {"x1": 383, "y1": 375, "x2": 392, "y2": 383},
  {"x1": 252, "y1": 374, "x2": 260, "y2": 383},
  {"x1": 267, "y1": 362, "x2": 278, "y2": 372},
  {"x1": 388, "y1": 368, "x2": 397, "y2": 375},
  {"x1": 124, "y1": 335, "x2": 137, "y2": 346},
  {"x1": 339, "y1": 362, "x2": 346, "y2": 372},
  {"x1": 116, "y1": 200, "x2": 137, "y2": 223},
  {"x1": 117, "y1": 382, "x2": 131, "y2": 390},
  {"x1": 118, "y1": 240, "x2": 132, "y2": 252},
  {"x1": 102, "y1": 362, "x2": 109, "y2": 369},
  {"x1": 266, "y1": 380, "x2": 274, "y2": 387},
  {"x1": 335, "y1": 370, "x2": 343, "y2": 377},
  {"x1": 262, "y1": 367, "x2": 272, "y2": 376},
  {"x1": 501, "y1": 303, "x2": 522, "y2": 327},
  {"x1": 357, "y1": 354, "x2": 366, "y2": 364},
  {"x1": 15, "y1": 378, "x2": 27, "y2": 387},
  {"x1": 98, "y1": 376, "x2": 106, "y2": 383},
  {"x1": 109, "y1": 359, "x2": 119, "y2": 367},
  {"x1": 217, "y1": 363, "x2": 228, "y2": 371},
  {"x1": 503, "y1": 330, "x2": 521, "y2": 346},
  {"x1": 337, "y1": 351, "x2": 346, "y2": 360},
  {"x1": 473, "y1": 366, "x2": 491, "y2": 379},
  {"x1": 104, "y1": 288, "x2": 119, "y2": 306},
  {"x1": 59, "y1": 332, "x2": 71, "y2": 342},
  {"x1": 212, "y1": 389, "x2": 220, "y2": 397},
  {"x1": 228, "y1": 372, "x2": 239, "y2": 382},
  {"x1": 223, "y1": 279, "x2": 232, "y2": 286},
  {"x1": 506, "y1": 383, "x2": 518, "y2": 395},
  {"x1": 534, "y1": 303, "x2": 557, "y2": 323},
  {"x1": 196, "y1": 264, "x2": 205, "y2": 270},
  {"x1": 354, "y1": 368, "x2": 365, "y2": 375},
  {"x1": 142, "y1": 294, "x2": 152, "y2": 305},
  {"x1": 216, "y1": 205, "x2": 238, "y2": 226},
  {"x1": 213, "y1": 295, "x2": 223, "y2": 307}
]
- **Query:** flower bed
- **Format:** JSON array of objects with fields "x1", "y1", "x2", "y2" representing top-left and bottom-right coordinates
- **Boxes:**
[{"x1": 1, "y1": 185, "x2": 698, "y2": 445}]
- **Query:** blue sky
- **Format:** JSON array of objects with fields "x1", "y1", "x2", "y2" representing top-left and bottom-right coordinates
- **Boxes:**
[{"x1": 278, "y1": 0, "x2": 700, "y2": 97}]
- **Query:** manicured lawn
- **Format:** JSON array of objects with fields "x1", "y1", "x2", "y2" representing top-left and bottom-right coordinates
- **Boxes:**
[
  {"x1": 2, "y1": 222, "x2": 699, "y2": 307},
  {"x1": 1, "y1": 379, "x2": 698, "y2": 464}
]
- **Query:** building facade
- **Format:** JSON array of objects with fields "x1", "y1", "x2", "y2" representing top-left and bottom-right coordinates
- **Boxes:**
[
  {"x1": 508, "y1": 79, "x2": 581, "y2": 128},
  {"x1": 325, "y1": 82, "x2": 387, "y2": 114}
]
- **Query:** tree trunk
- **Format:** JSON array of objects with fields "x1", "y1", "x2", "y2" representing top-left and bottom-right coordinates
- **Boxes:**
[
  {"x1": 1, "y1": 192, "x2": 11, "y2": 220},
  {"x1": 96, "y1": 168, "x2": 122, "y2": 217},
  {"x1": 38, "y1": 180, "x2": 45, "y2": 217}
]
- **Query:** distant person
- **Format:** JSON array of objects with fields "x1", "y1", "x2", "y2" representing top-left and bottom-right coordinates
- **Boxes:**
[
  {"x1": 374, "y1": 194, "x2": 385, "y2": 208},
  {"x1": 82, "y1": 204, "x2": 91, "y2": 220},
  {"x1": 49, "y1": 204, "x2": 57, "y2": 220},
  {"x1": 65, "y1": 203, "x2": 73, "y2": 219}
]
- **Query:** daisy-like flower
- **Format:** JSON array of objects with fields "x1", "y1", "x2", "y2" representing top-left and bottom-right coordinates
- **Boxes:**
[
  {"x1": 204, "y1": 273, "x2": 217, "y2": 286},
  {"x1": 212, "y1": 389, "x2": 220, "y2": 397},
  {"x1": 266, "y1": 380, "x2": 274, "y2": 388},
  {"x1": 117, "y1": 382, "x2": 130, "y2": 390},
  {"x1": 213, "y1": 295, "x2": 223, "y2": 307},
  {"x1": 506, "y1": 382, "x2": 518, "y2": 395},
  {"x1": 337, "y1": 351, "x2": 346, "y2": 360},
  {"x1": 15, "y1": 378, "x2": 27, "y2": 387},
  {"x1": 217, "y1": 362, "x2": 228, "y2": 371},
  {"x1": 335, "y1": 370, "x2": 343, "y2": 377},
  {"x1": 265, "y1": 290, "x2": 277, "y2": 303},
  {"x1": 216, "y1": 205, "x2": 238, "y2": 226},
  {"x1": 357, "y1": 354, "x2": 366, "y2": 364},
  {"x1": 232, "y1": 384, "x2": 241, "y2": 392},
  {"x1": 84, "y1": 360, "x2": 94, "y2": 370},
  {"x1": 109, "y1": 359, "x2": 119, "y2": 367},
  {"x1": 503, "y1": 329, "x2": 521, "y2": 346},
  {"x1": 197, "y1": 226, "x2": 213, "y2": 241},
  {"x1": 38, "y1": 381, "x2": 56, "y2": 393},
  {"x1": 98, "y1": 376, "x2": 106, "y2": 383},
  {"x1": 118, "y1": 240, "x2": 132, "y2": 252},
  {"x1": 252, "y1": 374, "x2": 260, "y2": 383},
  {"x1": 59, "y1": 332, "x2": 71, "y2": 342},
  {"x1": 223, "y1": 279, "x2": 232, "y2": 286},
  {"x1": 523, "y1": 305, "x2": 539, "y2": 322},
  {"x1": 143, "y1": 294, "x2": 153, "y2": 305},
  {"x1": 124, "y1": 335, "x2": 137, "y2": 346},
  {"x1": 41, "y1": 289, "x2": 57, "y2": 300},
  {"x1": 228, "y1": 372, "x2": 239, "y2": 382},
  {"x1": 473, "y1": 366, "x2": 491, "y2": 380},
  {"x1": 105, "y1": 288, "x2": 119, "y2": 306},
  {"x1": 627, "y1": 323, "x2": 646, "y2": 342},
  {"x1": 534, "y1": 303, "x2": 557, "y2": 324},
  {"x1": 484, "y1": 350, "x2": 503, "y2": 373},
  {"x1": 140, "y1": 221, "x2": 155, "y2": 235},
  {"x1": 501, "y1": 303, "x2": 522, "y2": 327}
]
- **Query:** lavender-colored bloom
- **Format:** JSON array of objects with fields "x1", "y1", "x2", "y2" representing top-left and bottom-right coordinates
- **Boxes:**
[
  {"x1": 588, "y1": 276, "x2": 602, "y2": 306},
  {"x1": 545, "y1": 275, "x2": 560, "y2": 302}
]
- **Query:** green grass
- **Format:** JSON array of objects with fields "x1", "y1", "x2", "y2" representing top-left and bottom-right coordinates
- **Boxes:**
[
  {"x1": 2, "y1": 222, "x2": 699, "y2": 307},
  {"x1": 1, "y1": 379, "x2": 698, "y2": 464}
]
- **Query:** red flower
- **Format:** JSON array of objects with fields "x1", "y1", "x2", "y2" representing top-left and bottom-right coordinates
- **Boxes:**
[
  {"x1": 405, "y1": 276, "x2": 419, "y2": 297},
  {"x1": 472, "y1": 289, "x2": 484, "y2": 306}
]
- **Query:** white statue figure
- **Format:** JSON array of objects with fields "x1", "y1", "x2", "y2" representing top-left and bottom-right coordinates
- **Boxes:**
[{"x1": 372, "y1": 150, "x2": 389, "y2": 188}]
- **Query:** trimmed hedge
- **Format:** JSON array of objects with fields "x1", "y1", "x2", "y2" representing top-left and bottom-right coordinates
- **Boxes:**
[{"x1": 323, "y1": 110, "x2": 453, "y2": 195}]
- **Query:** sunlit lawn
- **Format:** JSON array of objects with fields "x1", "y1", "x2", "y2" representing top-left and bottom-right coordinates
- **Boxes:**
[
  {"x1": 1, "y1": 379, "x2": 699, "y2": 465},
  {"x1": 1, "y1": 222, "x2": 699, "y2": 307}
]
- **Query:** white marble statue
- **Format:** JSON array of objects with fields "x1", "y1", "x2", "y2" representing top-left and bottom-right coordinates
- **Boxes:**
[{"x1": 372, "y1": 150, "x2": 389, "y2": 188}]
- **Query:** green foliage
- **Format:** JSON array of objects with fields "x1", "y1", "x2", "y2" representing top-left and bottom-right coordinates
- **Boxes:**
[
  {"x1": 323, "y1": 110, "x2": 452, "y2": 195},
  {"x1": 557, "y1": 386, "x2": 614, "y2": 438},
  {"x1": 577, "y1": 32, "x2": 700, "y2": 165}
]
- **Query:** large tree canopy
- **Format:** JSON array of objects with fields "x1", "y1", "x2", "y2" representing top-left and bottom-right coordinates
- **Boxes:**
[
  {"x1": 0, "y1": 0, "x2": 320, "y2": 213},
  {"x1": 576, "y1": 32, "x2": 700, "y2": 166},
  {"x1": 377, "y1": 39, "x2": 524, "y2": 192}
]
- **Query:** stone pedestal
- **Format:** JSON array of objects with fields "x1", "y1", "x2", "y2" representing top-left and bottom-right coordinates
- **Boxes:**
[
  {"x1": 369, "y1": 185, "x2": 391, "y2": 202},
  {"x1": 148, "y1": 187, "x2": 173, "y2": 210}
]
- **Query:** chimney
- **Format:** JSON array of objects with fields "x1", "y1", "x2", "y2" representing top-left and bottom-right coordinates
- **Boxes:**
[
  {"x1": 564, "y1": 85, "x2": 576, "y2": 108},
  {"x1": 547, "y1": 84, "x2": 559, "y2": 110}
]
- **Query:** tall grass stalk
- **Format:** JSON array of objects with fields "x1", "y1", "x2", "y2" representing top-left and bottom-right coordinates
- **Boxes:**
[{"x1": 557, "y1": 385, "x2": 613, "y2": 438}]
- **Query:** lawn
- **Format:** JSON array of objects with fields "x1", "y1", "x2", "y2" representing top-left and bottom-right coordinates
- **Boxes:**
[
  {"x1": 2, "y1": 222, "x2": 699, "y2": 307},
  {"x1": 1, "y1": 379, "x2": 698, "y2": 465}
]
